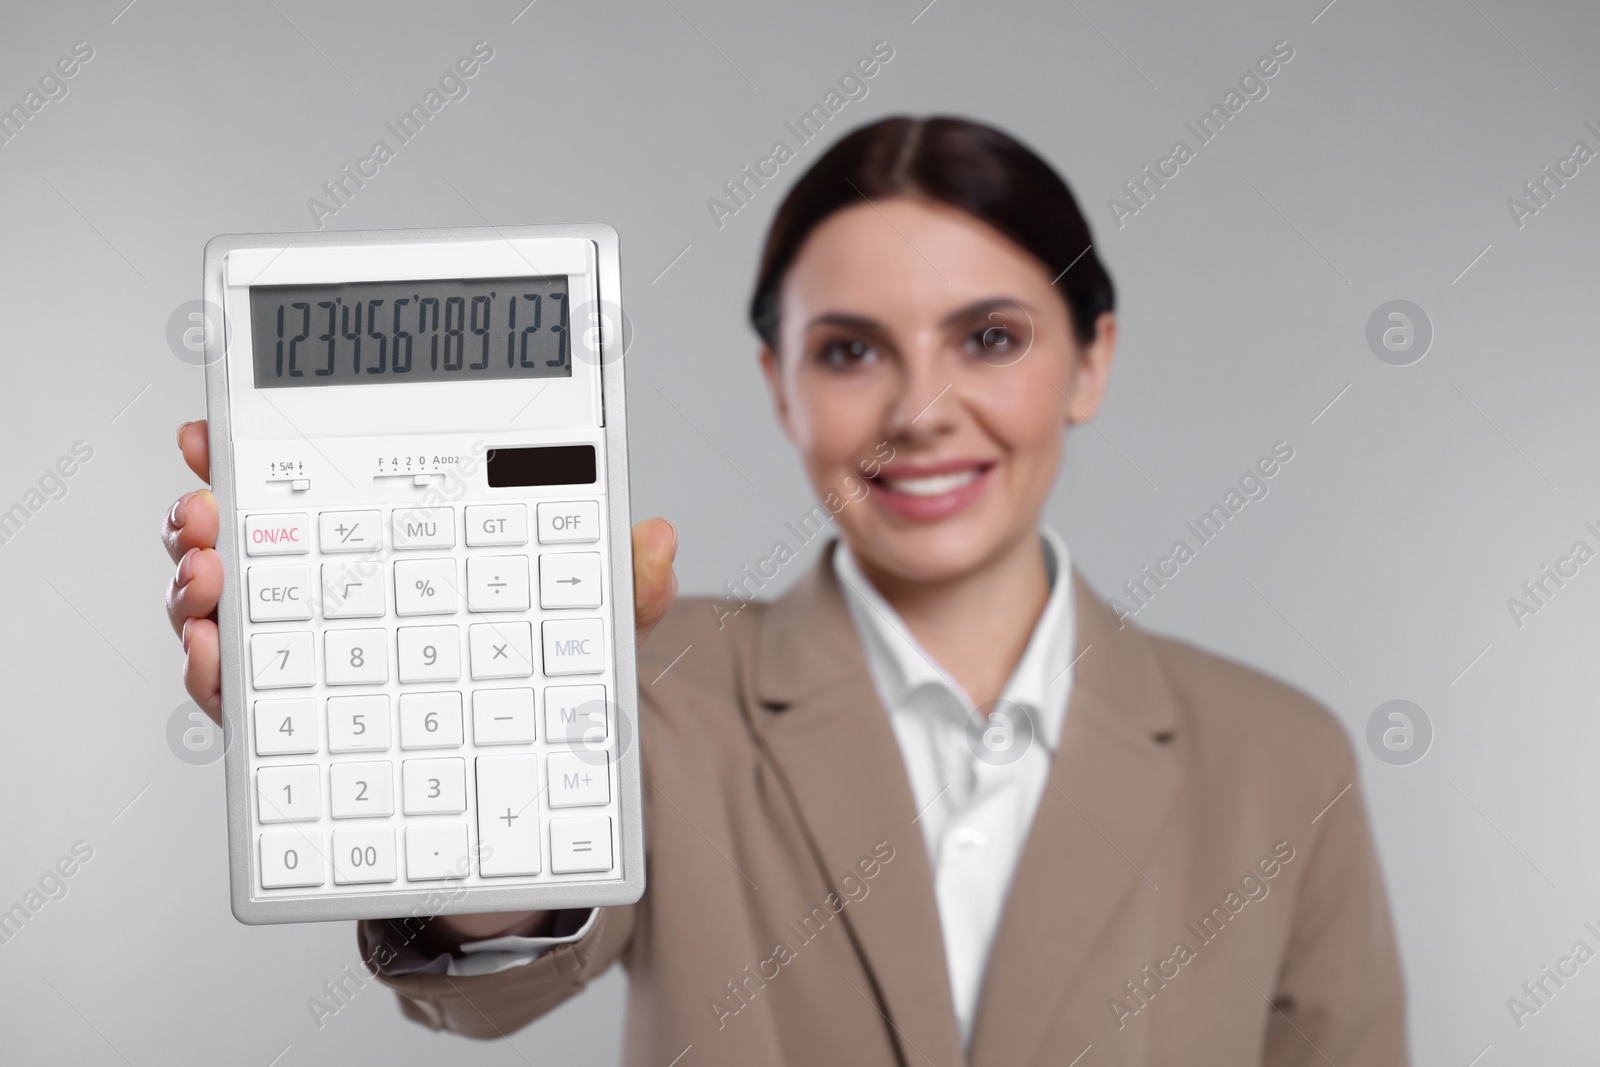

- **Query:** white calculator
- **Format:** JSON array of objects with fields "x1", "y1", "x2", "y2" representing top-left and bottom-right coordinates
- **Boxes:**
[{"x1": 202, "y1": 225, "x2": 642, "y2": 924}]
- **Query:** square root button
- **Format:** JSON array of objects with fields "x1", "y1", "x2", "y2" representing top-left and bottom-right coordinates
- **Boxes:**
[
  {"x1": 542, "y1": 619, "x2": 605, "y2": 676},
  {"x1": 550, "y1": 816, "x2": 613, "y2": 874}
]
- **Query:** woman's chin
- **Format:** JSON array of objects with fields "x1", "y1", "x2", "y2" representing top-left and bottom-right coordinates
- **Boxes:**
[{"x1": 843, "y1": 513, "x2": 1014, "y2": 586}]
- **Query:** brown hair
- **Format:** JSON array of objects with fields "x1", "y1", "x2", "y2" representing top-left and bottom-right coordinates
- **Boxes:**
[{"x1": 749, "y1": 115, "x2": 1115, "y2": 349}]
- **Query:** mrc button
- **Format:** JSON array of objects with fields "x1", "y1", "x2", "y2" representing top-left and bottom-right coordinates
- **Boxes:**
[
  {"x1": 538, "y1": 501, "x2": 600, "y2": 544},
  {"x1": 542, "y1": 618, "x2": 605, "y2": 675},
  {"x1": 245, "y1": 513, "x2": 309, "y2": 556}
]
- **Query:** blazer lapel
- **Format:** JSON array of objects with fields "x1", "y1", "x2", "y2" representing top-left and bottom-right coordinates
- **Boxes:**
[
  {"x1": 967, "y1": 573, "x2": 1185, "y2": 1067},
  {"x1": 748, "y1": 549, "x2": 967, "y2": 1067}
]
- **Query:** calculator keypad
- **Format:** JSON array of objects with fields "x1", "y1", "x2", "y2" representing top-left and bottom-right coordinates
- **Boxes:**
[{"x1": 243, "y1": 500, "x2": 618, "y2": 894}]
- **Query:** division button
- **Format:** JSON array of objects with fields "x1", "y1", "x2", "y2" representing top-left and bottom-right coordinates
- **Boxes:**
[{"x1": 468, "y1": 555, "x2": 531, "y2": 612}]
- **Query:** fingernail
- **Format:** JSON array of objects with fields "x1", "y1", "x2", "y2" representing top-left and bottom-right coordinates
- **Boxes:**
[
  {"x1": 176, "y1": 546, "x2": 197, "y2": 588},
  {"x1": 181, "y1": 618, "x2": 193, "y2": 653},
  {"x1": 176, "y1": 421, "x2": 194, "y2": 446},
  {"x1": 169, "y1": 492, "x2": 190, "y2": 528}
]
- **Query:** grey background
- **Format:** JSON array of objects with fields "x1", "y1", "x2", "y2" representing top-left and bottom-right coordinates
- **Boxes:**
[{"x1": 2, "y1": 0, "x2": 1596, "y2": 1063}]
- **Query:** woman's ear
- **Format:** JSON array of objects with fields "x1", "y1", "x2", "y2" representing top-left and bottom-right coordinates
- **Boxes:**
[
  {"x1": 1062, "y1": 311, "x2": 1117, "y2": 425},
  {"x1": 759, "y1": 344, "x2": 797, "y2": 442}
]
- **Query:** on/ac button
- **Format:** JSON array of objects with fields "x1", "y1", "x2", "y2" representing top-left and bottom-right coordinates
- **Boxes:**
[{"x1": 245, "y1": 513, "x2": 309, "y2": 556}]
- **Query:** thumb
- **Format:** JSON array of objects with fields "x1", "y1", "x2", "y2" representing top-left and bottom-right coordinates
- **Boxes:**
[{"x1": 632, "y1": 517, "x2": 678, "y2": 643}]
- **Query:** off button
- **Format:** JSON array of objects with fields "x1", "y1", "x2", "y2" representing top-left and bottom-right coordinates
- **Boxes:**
[{"x1": 538, "y1": 501, "x2": 600, "y2": 544}]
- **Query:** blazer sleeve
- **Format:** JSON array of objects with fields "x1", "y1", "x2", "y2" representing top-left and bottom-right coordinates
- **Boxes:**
[
  {"x1": 1263, "y1": 770, "x2": 1408, "y2": 1066},
  {"x1": 355, "y1": 902, "x2": 637, "y2": 1038}
]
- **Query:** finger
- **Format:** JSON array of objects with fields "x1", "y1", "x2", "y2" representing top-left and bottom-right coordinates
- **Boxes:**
[
  {"x1": 167, "y1": 547, "x2": 224, "y2": 636},
  {"x1": 632, "y1": 517, "x2": 678, "y2": 643},
  {"x1": 178, "y1": 420, "x2": 210, "y2": 482},
  {"x1": 182, "y1": 617, "x2": 223, "y2": 723},
  {"x1": 162, "y1": 488, "x2": 219, "y2": 565}
]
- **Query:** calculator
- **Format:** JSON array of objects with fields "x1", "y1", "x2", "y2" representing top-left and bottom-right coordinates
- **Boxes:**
[{"x1": 202, "y1": 225, "x2": 643, "y2": 924}]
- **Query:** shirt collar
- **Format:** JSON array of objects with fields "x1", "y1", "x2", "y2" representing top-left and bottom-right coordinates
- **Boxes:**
[{"x1": 833, "y1": 527, "x2": 1077, "y2": 753}]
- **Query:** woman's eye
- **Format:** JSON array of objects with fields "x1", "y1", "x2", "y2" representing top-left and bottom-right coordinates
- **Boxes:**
[
  {"x1": 965, "y1": 324, "x2": 1014, "y2": 358},
  {"x1": 818, "y1": 339, "x2": 878, "y2": 367}
]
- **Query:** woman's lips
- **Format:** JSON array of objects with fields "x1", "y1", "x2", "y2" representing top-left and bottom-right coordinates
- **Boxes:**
[{"x1": 868, "y1": 462, "x2": 995, "y2": 522}]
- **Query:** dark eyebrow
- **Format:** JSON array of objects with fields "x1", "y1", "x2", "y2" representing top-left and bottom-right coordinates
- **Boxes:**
[
  {"x1": 802, "y1": 298, "x2": 1034, "y2": 336},
  {"x1": 804, "y1": 312, "x2": 883, "y2": 335},
  {"x1": 937, "y1": 297, "x2": 1034, "y2": 327}
]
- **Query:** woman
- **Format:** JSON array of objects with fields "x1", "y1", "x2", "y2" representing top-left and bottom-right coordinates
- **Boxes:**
[{"x1": 163, "y1": 116, "x2": 1406, "y2": 1065}]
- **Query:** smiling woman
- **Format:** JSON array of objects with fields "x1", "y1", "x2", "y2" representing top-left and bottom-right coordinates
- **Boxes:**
[{"x1": 163, "y1": 115, "x2": 1407, "y2": 1065}]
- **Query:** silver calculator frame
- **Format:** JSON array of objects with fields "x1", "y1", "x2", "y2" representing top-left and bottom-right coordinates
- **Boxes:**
[{"x1": 203, "y1": 224, "x2": 645, "y2": 925}]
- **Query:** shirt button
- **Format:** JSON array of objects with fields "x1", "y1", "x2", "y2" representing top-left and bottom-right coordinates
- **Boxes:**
[{"x1": 953, "y1": 826, "x2": 987, "y2": 848}]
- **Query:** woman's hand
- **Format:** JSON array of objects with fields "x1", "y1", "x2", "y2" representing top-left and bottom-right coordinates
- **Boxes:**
[{"x1": 162, "y1": 418, "x2": 679, "y2": 945}]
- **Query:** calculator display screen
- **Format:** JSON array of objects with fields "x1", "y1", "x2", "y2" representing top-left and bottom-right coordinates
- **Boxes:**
[{"x1": 249, "y1": 276, "x2": 572, "y2": 387}]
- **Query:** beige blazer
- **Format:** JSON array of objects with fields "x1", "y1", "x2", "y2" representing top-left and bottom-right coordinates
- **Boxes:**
[{"x1": 364, "y1": 551, "x2": 1407, "y2": 1066}]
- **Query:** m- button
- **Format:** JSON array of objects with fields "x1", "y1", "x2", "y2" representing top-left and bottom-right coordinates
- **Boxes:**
[{"x1": 537, "y1": 501, "x2": 600, "y2": 544}]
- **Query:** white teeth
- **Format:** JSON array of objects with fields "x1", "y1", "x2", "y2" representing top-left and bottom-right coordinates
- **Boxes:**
[{"x1": 881, "y1": 469, "x2": 980, "y2": 497}]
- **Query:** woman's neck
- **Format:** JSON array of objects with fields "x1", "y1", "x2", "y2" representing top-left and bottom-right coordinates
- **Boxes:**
[{"x1": 855, "y1": 528, "x2": 1052, "y2": 709}]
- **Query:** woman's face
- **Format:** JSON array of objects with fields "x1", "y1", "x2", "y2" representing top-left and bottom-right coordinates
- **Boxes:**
[{"x1": 761, "y1": 197, "x2": 1116, "y2": 585}]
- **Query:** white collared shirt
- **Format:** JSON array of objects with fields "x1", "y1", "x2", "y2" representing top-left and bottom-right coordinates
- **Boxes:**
[{"x1": 833, "y1": 527, "x2": 1076, "y2": 1045}]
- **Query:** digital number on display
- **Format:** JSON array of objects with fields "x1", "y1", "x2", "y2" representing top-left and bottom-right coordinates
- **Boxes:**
[{"x1": 249, "y1": 275, "x2": 571, "y2": 387}]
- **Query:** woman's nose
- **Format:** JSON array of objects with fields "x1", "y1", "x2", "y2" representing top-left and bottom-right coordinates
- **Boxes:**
[{"x1": 886, "y1": 350, "x2": 958, "y2": 440}]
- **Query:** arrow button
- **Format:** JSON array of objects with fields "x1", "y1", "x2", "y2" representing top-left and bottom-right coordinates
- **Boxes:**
[{"x1": 539, "y1": 552, "x2": 602, "y2": 610}]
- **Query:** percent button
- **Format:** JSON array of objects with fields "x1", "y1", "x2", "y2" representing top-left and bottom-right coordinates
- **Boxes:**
[{"x1": 394, "y1": 558, "x2": 460, "y2": 616}]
